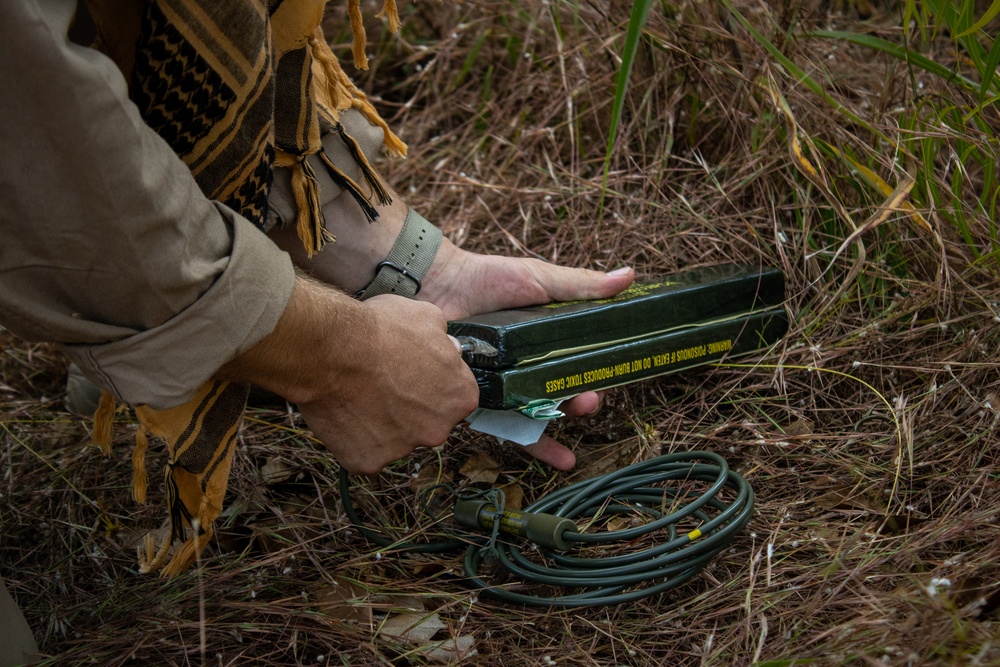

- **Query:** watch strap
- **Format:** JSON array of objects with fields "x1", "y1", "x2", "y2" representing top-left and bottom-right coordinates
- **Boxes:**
[{"x1": 355, "y1": 208, "x2": 442, "y2": 300}]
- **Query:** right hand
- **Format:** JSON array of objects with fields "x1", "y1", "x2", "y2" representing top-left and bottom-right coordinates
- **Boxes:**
[{"x1": 295, "y1": 294, "x2": 479, "y2": 474}]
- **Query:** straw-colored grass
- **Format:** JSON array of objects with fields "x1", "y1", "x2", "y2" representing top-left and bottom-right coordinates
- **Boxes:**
[{"x1": 3, "y1": 0, "x2": 999, "y2": 664}]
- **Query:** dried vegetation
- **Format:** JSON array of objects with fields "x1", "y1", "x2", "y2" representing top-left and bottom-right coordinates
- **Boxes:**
[{"x1": 2, "y1": 0, "x2": 999, "y2": 664}]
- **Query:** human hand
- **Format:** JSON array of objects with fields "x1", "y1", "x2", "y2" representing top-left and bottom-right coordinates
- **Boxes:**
[
  {"x1": 417, "y1": 240, "x2": 634, "y2": 470},
  {"x1": 297, "y1": 294, "x2": 479, "y2": 474},
  {"x1": 417, "y1": 240, "x2": 634, "y2": 321},
  {"x1": 218, "y1": 278, "x2": 479, "y2": 475}
]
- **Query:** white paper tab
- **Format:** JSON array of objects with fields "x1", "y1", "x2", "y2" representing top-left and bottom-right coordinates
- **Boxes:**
[{"x1": 465, "y1": 401, "x2": 564, "y2": 446}]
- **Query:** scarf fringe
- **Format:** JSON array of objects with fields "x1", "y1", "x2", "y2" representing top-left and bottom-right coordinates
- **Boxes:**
[
  {"x1": 138, "y1": 531, "x2": 173, "y2": 575},
  {"x1": 161, "y1": 530, "x2": 213, "y2": 577},
  {"x1": 129, "y1": 381, "x2": 248, "y2": 576},
  {"x1": 348, "y1": 0, "x2": 368, "y2": 70},
  {"x1": 132, "y1": 426, "x2": 149, "y2": 504},
  {"x1": 377, "y1": 0, "x2": 402, "y2": 34},
  {"x1": 316, "y1": 150, "x2": 380, "y2": 223},
  {"x1": 291, "y1": 156, "x2": 336, "y2": 257},
  {"x1": 92, "y1": 390, "x2": 117, "y2": 455},
  {"x1": 349, "y1": 0, "x2": 403, "y2": 68},
  {"x1": 350, "y1": 97, "x2": 408, "y2": 158},
  {"x1": 310, "y1": 28, "x2": 408, "y2": 158},
  {"x1": 334, "y1": 122, "x2": 392, "y2": 206},
  {"x1": 133, "y1": 445, "x2": 226, "y2": 577}
]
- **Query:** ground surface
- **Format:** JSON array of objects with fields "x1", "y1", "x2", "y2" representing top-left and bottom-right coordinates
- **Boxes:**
[{"x1": 2, "y1": 1, "x2": 999, "y2": 665}]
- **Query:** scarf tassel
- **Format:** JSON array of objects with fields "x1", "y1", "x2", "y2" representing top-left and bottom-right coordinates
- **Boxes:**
[
  {"x1": 347, "y1": 0, "x2": 403, "y2": 68},
  {"x1": 137, "y1": 464, "x2": 214, "y2": 577},
  {"x1": 132, "y1": 426, "x2": 149, "y2": 504},
  {"x1": 316, "y1": 150, "x2": 381, "y2": 224},
  {"x1": 291, "y1": 157, "x2": 336, "y2": 258},
  {"x1": 347, "y1": 0, "x2": 368, "y2": 70},
  {"x1": 92, "y1": 390, "x2": 117, "y2": 455},
  {"x1": 377, "y1": 0, "x2": 401, "y2": 35},
  {"x1": 334, "y1": 122, "x2": 392, "y2": 206},
  {"x1": 310, "y1": 28, "x2": 408, "y2": 159}
]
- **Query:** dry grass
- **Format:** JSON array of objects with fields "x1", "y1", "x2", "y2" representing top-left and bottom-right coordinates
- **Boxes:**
[{"x1": 3, "y1": 0, "x2": 1000, "y2": 665}]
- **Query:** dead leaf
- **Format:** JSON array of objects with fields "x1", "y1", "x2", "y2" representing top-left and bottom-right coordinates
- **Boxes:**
[
  {"x1": 410, "y1": 559, "x2": 456, "y2": 577},
  {"x1": 813, "y1": 484, "x2": 887, "y2": 514},
  {"x1": 379, "y1": 612, "x2": 445, "y2": 644},
  {"x1": 811, "y1": 526, "x2": 845, "y2": 543},
  {"x1": 606, "y1": 515, "x2": 644, "y2": 532},
  {"x1": 120, "y1": 524, "x2": 170, "y2": 550},
  {"x1": 574, "y1": 439, "x2": 641, "y2": 480},
  {"x1": 785, "y1": 418, "x2": 814, "y2": 437},
  {"x1": 314, "y1": 577, "x2": 372, "y2": 626},
  {"x1": 825, "y1": 176, "x2": 916, "y2": 272},
  {"x1": 381, "y1": 596, "x2": 425, "y2": 613},
  {"x1": 423, "y1": 635, "x2": 477, "y2": 663},
  {"x1": 248, "y1": 518, "x2": 285, "y2": 555},
  {"x1": 459, "y1": 452, "x2": 501, "y2": 485},
  {"x1": 877, "y1": 515, "x2": 929, "y2": 535},
  {"x1": 260, "y1": 457, "x2": 294, "y2": 484},
  {"x1": 378, "y1": 607, "x2": 477, "y2": 664},
  {"x1": 497, "y1": 482, "x2": 524, "y2": 511},
  {"x1": 825, "y1": 142, "x2": 933, "y2": 235}
]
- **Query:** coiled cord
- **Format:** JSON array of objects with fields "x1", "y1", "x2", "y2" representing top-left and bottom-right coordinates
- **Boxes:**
[{"x1": 339, "y1": 450, "x2": 754, "y2": 608}]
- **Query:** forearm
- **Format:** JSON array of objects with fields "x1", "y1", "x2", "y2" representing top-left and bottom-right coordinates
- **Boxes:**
[
  {"x1": 215, "y1": 275, "x2": 375, "y2": 405},
  {"x1": 269, "y1": 189, "x2": 409, "y2": 294},
  {"x1": 266, "y1": 106, "x2": 406, "y2": 293},
  {"x1": 265, "y1": 131, "x2": 629, "y2": 323}
]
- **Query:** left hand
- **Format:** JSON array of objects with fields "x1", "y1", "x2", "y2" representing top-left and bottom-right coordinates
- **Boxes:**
[{"x1": 418, "y1": 239, "x2": 634, "y2": 470}]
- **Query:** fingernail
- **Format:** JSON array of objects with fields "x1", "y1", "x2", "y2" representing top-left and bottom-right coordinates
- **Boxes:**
[
  {"x1": 608, "y1": 267, "x2": 632, "y2": 277},
  {"x1": 449, "y1": 335, "x2": 463, "y2": 352}
]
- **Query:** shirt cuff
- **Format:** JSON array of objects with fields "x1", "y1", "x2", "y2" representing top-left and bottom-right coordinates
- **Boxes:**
[{"x1": 62, "y1": 207, "x2": 296, "y2": 410}]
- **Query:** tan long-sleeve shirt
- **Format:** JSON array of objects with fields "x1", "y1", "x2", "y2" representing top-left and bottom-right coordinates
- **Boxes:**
[{"x1": 0, "y1": 0, "x2": 297, "y2": 409}]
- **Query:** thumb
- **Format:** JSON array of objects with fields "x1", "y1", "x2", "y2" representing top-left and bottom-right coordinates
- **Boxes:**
[{"x1": 526, "y1": 262, "x2": 635, "y2": 303}]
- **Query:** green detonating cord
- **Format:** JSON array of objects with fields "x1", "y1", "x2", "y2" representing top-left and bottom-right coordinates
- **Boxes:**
[{"x1": 339, "y1": 450, "x2": 754, "y2": 608}]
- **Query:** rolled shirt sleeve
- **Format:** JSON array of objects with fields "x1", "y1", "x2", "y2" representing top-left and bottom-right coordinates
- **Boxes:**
[{"x1": 0, "y1": 0, "x2": 295, "y2": 409}]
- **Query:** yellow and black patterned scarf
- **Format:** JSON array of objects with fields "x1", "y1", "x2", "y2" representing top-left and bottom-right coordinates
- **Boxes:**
[{"x1": 88, "y1": 0, "x2": 408, "y2": 575}]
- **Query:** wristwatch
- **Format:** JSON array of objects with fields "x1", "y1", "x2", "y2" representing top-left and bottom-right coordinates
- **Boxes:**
[{"x1": 355, "y1": 207, "x2": 442, "y2": 300}]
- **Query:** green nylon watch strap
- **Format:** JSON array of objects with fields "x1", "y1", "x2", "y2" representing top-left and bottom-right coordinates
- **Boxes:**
[{"x1": 355, "y1": 208, "x2": 442, "y2": 300}]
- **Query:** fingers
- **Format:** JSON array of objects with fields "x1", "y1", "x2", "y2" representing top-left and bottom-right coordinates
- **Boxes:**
[
  {"x1": 303, "y1": 295, "x2": 479, "y2": 476},
  {"x1": 522, "y1": 434, "x2": 576, "y2": 471},
  {"x1": 520, "y1": 392, "x2": 606, "y2": 471},
  {"x1": 560, "y1": 391, "x2": 603, "y2": 418},
  {"x1": 525, "y1": 261, "x2": 635, "y2": 303}
]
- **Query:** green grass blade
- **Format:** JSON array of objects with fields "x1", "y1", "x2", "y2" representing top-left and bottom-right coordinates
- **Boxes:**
[
  {"x1": 598, "y1": 0, "x2": 653, "y2": 219},
  {"x1": 809, "y1": 30, "x2": 985, "y2": 95},
  {"x1": 955, "y1": 0, "x2": 1000, "y2": 38},
  {"x1": 903, "y1": 0, "x2": 917, "y2": 39},
  {"x1": 926, "y1": 0, "x2": 988, "y2": 75},
  {"x1": 980, "y1": 31, "x2": 1000, "y2": 103},
  {"x1": 718, "y1": 0, "x2": 883, "y2": 140},
  {"x1": 448, "y1": 29, "x2": 491, "y2": 95}
]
